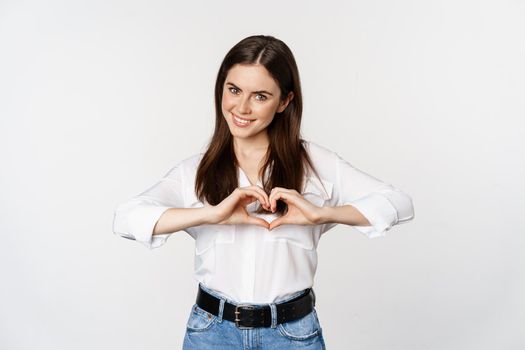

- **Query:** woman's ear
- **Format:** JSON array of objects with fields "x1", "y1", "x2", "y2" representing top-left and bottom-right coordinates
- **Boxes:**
[{"x1": 277, "y1": 92, "x2": 294, "y2": 113}]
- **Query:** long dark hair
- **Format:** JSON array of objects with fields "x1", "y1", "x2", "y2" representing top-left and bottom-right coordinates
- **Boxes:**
[{"x1": 195, "y1": 35, "x2": 322, "y2": 215}]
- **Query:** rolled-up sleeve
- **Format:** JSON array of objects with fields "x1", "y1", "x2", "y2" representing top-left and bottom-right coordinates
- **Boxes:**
[
  {"x1": 112, "y1": 163, "x2": 185, "y2": 249},
  {"x1": 333, "y1": 153, "x2": 415, "y2": 238}
]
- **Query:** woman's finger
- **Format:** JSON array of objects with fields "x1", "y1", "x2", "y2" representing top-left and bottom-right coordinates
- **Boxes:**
[
  {"x1": 269, "y1": 215, "x2": 290, "y2": 230},
  {"x1": 269, "y1": 190, "x2": 298, "y2": 212},
  {"x1": 238, "y1": 188, "x2": 267, "y2": 205},
  {"x1": 244, "y1": 185, "x2": 270, "y2": 203},
  {"x1": 243, "y1": 215, "x2": 270, "y2": 229},
  {"x1": 237, "y1": 187, "x2": 270, "y2": 209}
]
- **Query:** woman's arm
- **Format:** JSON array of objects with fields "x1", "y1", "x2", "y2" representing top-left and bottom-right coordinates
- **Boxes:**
[
  {"x1": 152, "y1": 207, "x2": 216, "y2": 235},
  {"x1": 318, "y1": 205, "x2": 372, "y2": 227},
  {"x1": 112, "y1": 162, "x2": 189, "y2": 249},
  {"x1": 318, "y1": 150, "x2": 415, "y2": 238},
  {"x1": 113, "y1": 157, "x2": 272, "y2": 248}
]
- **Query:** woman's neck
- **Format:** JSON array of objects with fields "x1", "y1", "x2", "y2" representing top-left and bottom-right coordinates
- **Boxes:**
[{"x1": 233, "y1": 135, "x2": 269, "y2": 160}]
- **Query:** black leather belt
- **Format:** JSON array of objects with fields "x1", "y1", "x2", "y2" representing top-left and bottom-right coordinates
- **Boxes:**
[{"x1": 196, "y1": 284, "x2": 316, "y2": 329}]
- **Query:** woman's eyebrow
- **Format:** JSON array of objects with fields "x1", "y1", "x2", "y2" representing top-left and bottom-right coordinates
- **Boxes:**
[{"x1": 225, "y1": 81, "x2": 274, "y2": 96}]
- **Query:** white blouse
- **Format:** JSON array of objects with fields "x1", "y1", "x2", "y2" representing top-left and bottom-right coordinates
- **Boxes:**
[{"x1": 112, "y1": 140, "x2": 415, "y2": 303}]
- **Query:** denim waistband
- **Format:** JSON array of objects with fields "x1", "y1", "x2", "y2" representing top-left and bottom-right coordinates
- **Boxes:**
[{"x1": 198, "y1": 283, "x2": 311, "y2": 307}]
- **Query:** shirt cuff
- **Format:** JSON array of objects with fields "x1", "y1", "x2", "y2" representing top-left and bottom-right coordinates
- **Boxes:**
[
  {"x1": 345, "y1": 192, "x2": 399, "y2": 239},
  {"x1": 126, "y1": 205, "x2": 172, "y2": 249}
]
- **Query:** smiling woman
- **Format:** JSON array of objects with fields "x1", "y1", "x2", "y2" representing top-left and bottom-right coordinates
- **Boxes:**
[
  {"x1": 222, "y1": 64, "x2": 292, "y2": 135},
  {"x1": 221, "y1": 63, "x2": 295, "y2": 191},
  {"x1": 112, "y1": 34, "x2": 415, "y2": 349}
]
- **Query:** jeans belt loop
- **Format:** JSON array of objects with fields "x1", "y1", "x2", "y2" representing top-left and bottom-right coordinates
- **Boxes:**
[
  {"x1": 217, "y1": 298, "x2": 225, "y2": 323},
  {"x1": 269, "y1": 303, "x2": 277, "y2": 329}
]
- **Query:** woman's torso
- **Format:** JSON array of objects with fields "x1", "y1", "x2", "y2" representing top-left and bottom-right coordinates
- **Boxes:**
[{"x1": 181, "y1": 140, "x2": 335, "y2": 304}]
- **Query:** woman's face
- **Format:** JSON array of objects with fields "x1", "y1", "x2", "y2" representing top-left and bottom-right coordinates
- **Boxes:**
[{"x1": 221, "y1": 63, "x2": 292, "y2": 143}]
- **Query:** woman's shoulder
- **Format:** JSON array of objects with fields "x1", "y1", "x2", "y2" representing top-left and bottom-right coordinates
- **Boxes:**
[
  {"x1": 301, "y1": 139, "x2": 339, "y2": 200},
  {"x1": 163, "y1": 152, "x2": 204, "y2": 179},
  {"x1": 302, "y1": 139, "x2": 339, "y2": 163},
  {"x1": 301, "y1": 139, "x2": 342, "y2": 187}
]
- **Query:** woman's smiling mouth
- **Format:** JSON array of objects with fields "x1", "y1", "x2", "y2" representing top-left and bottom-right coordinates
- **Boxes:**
[{"x1": 232, "y1": 113, "x2": 255, "y2": 127}]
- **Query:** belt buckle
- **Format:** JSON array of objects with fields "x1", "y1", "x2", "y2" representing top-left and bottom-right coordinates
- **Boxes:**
[{"x1": 234, "y1": 304, "x2": 255, "y2": 329}]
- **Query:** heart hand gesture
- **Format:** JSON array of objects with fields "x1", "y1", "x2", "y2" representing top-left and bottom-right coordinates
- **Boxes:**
[
  {"x1": 268, "y1": 187, "x2": 322, "y2": 230},
  {"x1": 211, "y1": 186, "x2": 272, "y2": 229}
]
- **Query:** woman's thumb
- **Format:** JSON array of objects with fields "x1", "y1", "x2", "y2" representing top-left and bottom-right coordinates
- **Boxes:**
[
  {"x1": 245, "y1": 216, "x2": 270, "y2": 229},
  {"x1": 269, "y1": 216, "x2": 289, "y2": 230}
]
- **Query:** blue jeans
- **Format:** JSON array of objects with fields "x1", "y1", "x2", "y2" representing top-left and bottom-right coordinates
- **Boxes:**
[{"x1": 182, "y1": 283, "x2": 327, "y2": 349}]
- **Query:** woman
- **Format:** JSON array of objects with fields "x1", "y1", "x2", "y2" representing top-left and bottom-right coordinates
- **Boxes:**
[{"x1": 113, "y1": 35, "x2": 415, "y2": 349}]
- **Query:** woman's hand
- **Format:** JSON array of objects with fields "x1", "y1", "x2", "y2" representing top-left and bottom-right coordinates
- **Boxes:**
[
  {"x1": 210, "y1": 186, "x2": 272, "y2": 229},
  {"x1": 268, "y1": 187, "x2": 323, "y2": 230}
]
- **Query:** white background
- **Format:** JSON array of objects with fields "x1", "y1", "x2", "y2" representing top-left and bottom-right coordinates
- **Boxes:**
[{"x1": 1, "y1": 0, "x2": 524, "y2": 349}]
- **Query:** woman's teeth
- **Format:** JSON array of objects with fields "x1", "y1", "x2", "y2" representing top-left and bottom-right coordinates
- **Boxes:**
[{"x1": 233, "y1": 114, "x2": 254, "y2": 126}]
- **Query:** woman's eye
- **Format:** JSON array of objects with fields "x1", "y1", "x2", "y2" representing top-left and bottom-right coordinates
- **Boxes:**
[
  {"x1": 229, "y1": 87, "x2": 239, "y2": 94},
  {"x1": 255, "y1": 94, "x2": 267, "y2": 101}
]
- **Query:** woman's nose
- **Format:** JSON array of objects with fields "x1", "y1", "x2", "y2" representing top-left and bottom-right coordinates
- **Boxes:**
[{"x1": 238, "y1": 95, "x2": 251, "y2": 114}]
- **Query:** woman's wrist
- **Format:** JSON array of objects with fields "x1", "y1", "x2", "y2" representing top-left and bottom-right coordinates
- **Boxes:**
[
  {"x1": 201, "y1": 205, "x2": 221, "y2": 225},
  {"x1": 317, "y1": 206, "x2": 335, "y2": 225}
]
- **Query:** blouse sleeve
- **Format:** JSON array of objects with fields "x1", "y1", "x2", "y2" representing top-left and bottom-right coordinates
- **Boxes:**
[
  {"x1": 112, "y1": 162, "x2": 185, "y2": 249},
  {"x1": 326, "y1": 152, "x2": 415, "y2": 238}
]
